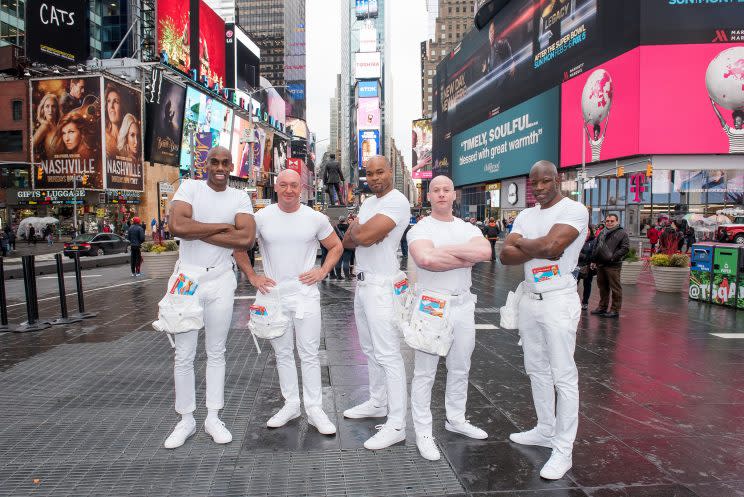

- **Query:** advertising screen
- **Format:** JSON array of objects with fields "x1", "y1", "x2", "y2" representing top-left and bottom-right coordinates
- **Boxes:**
[
  {"x1": 357, "y1": 97, "x2": 380, "y2": 129},
  {"x1": 31, "y1": 77, "x2": 103, "y2": 189},
  {"x1": 355, "y1": 52, "x2": 381, "y2": 80},
  {"x1": 641, "y1": 0, "x2": 744, "y2": 45},
  {"x1": 639, "y1": 43, "x2": 744, "y2": 156},
  {"x1": 266, "y1": 86, "x2": 286, "y2": 127},
  {"x1": 560, "y1": 47, "x2": 640, "y2": 167},
  {"x1": 358, "y1": 81, "x2": 378, "y2": 98},
  {"x1": 359, "y1": 26, "x2": 377, "y2": 52},
  {"x1": 179, "y1": 87, "x2": 232, "y2": 170},
  {"x1": 355, "y1": 0, "x2": 378, "y2": 19},
  {"x1": 230, "y1": 115, "x2": 251, "y2": 178},
  {"x1": 358, "y1": 129, "x2": 381, "y2": 169},
  {"x1": 157, "y1": 0, "x2": 191, "y2": 74},
  {"x1": 25, "y1": 0, "x2": 90, "y2": 65},
  {"x1": 198, "y1": 0, "x2": 226, "y2": 88},
  {"x1": 103, "y1": 78, "x2": 143, "y2": 191},
  {"x1": 225, "y1": 23, "x2": 260, "y2": 90},
  {"x1": 412, "y1": 119, "x2": 433, "y2": 180},
  {"x1": 674, "y1": 170, "x2": 744, "y2": 194},
  {"x1": 273, "y1": 137, "x2": 288, "y2": 173},
  {"x1": 145, "y1": 78, "x2": 186, "y2": 166},
  {"x1": 452, "y1": 87, "x2": 560, "y2": 187}
]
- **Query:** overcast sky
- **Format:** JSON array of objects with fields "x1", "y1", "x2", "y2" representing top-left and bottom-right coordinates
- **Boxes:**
[{"x1": 306, "y1": 0, "x2": 429, "y2": 168}]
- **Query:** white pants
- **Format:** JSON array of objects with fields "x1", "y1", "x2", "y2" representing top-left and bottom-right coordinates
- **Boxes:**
[
  {"x1": 411, "y1": 298, "x2": 476, "y2": 437},
  {"x1": 269, "y1": 292, "x2": 322, "y2": 410},
  {"x1": 173, "y1": 268, "x2": 237, "y2": 415},
  {"x1": 354, "y1": 280, "x2": 407, "y2": 429},
  {"x1": 518, "y1": 289, "x2": 581, "y2": 455}
]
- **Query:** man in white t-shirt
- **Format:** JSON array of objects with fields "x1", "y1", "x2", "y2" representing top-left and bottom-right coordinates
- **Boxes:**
[
  {"x1": 500, "y1": 160, "x2": 588, "y2": 480},
  {"x1": 234, "y1": 169, "x2": 342, "y2": 435},
  {"x1": 341, "y1": 155, "x2": 411, "y2": 450},
  {"x1": 407, "y1": 176, "x2": 492, "y2": 461},
  {"x1": 163, "y1": 146, "x2": 256, "y2": 449}
]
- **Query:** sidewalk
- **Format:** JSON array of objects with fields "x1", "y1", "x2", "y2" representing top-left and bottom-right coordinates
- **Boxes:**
[{"x1": 0, "y1": 259, "x2": 743, "y2": 496}]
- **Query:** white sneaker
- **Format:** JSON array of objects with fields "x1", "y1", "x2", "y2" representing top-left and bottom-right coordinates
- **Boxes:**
[
  {"x1": 416, "y1": 434, "x2": 441, "y2": 461},
  {"x1": 445, "y1": 420, "x2": 488, "y2": 439},
  {"x1": 509, "y1": 427, "x2": 553, "y2": 448},
  {"x1": 343, "y1": 399, "x2": 387, "y2": 419},
  {"x1": 540, "y1": 450, "x2": 572, "y2": 480},
  {"x1": 307, "y1": 407, "x2": 336, "y2": 435},
  {"x1": 267, "y1": 403, "x2": 301, "y2": 428},
  {"x1": 163, "y1": 418, "x2": 196, "y2": 449},
  {"x1": 204, "y1": 418, "x2": 232, "y2": 444},
  {"x1": 363, "y1": 424, "x2": 406, "y2": 450}
]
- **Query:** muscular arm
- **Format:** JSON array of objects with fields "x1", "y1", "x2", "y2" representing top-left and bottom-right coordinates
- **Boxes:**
[
  {"x1": 168, "y1": 200, "x2": 233, "y2": 241},
  {"x1": 514, "y1": 223, "x2": 581, "y2": 260},
  {"x1": 440, "y1": 236, "x2": 492, "y2": 264},
  {"x1": 499, "y1": 233, "x2": 533, "y2": 265},
  {"x1": 201, "y1": 213, "x2": 256, "y2": 249},
  {"x1": 348, "y1": 214, "x2": 398, "y2": 247},
  {"x1": 409, "y1": 239, "x2": 474, "y2": 272},
  {"x1": 233, "y1": 249, "x2": 256, "y2": 278}
]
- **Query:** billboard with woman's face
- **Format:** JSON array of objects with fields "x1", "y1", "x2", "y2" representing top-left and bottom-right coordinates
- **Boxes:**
[
  {"x1": 31, "y1": 77, "x2": 103, "y2": 189},
  {"x1": 103, "y1": 78, "x2": 144, "y2": 191}
]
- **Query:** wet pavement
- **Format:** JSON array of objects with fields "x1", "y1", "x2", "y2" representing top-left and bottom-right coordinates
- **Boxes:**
[{"x1": 1, "y1": 256, "x2": 744, "y2": 496}]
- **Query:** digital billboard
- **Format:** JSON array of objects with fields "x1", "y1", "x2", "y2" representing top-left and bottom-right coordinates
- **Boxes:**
[
  {"x1": 561, "y1": 47, "x2": 641, "y2": 167},
  {"x1": 452, "y1": 87, "x2": 560, "y2": 187},
  {"x1": 357, "y1": 97, "x2": 380, "y2": 129},
  {"x1": 359, "y1": 26, "x2": 378, "y2": 52},
  {"x1": 225, "y1": 23, "x2": 260, "y2": 90},
  {"x1": 230, "y1": 115, "x2": 250, "y2": 178},
  {"x1": 198, "y1": 0, "x2": 226, "y2": 88},
  {"x1": 355, "y1": 52, "x2": 382, "y2": 80},
  {"x1": 265, "y1": 86, "x2": 286, "y2": 127},
  {"x1": 273, "y1": 137, "x2": 288, "y2": 173},
  {"x1": 103, "y1": 78, "x2": 143, "y2": 191},
  {"x1": 641, "y1": 0, "x2": 744, "y2": 45},
  {"x1": 179, "y1": 86, "x2": 232, "y2": 171},
  {"x1": 157, "y1": 0, "x2": 191, "y2": 74},
  {"x1": 355, "y1": 0, "x2": 378, "y2": 19},
  {"x1": 145, "y1": 78, "x2": 186, "y2": 166},
  {"x1": 412, "y1": 119, "x2": 433, "y2": 180},
  {"x1": 358, "y1": 129, "x2": 381, "y2": 170},
  {"x1": 358, "y1": 81, "x2": 378, "y2": 98},
  {"x1": 25, "y1": 0, "x2": 90, "y2": 65},
  {"x1": 31, "y1": 77, "x2": 103, "y2": 189}
]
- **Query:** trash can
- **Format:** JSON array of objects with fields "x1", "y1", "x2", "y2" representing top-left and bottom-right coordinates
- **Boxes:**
[
  {"x1": 689, "y1": 243, "x2": 715, "y2": 302},
  {"x1": 738, "y1": 247, "x2": 744, "y2": 310},
  {"x1": 712, "y1": 246, "x2": 739, "y2": 307}
]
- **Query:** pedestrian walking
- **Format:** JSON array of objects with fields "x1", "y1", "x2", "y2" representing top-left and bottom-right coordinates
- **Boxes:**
[
  {"x1": 683, "y1": 225, "x2": 696, "y2": 253},
  {"x1": 161, "y1": 146, "x2": 256, "y2": 449},
  {"x1": 577, "y1": 226, "x2": 596, "y2": 310},
  {"x1": 590, "y1": 213, "x2": 629, "y2": 318},
  {"x1": 646, "y1": 224, "x2": 660, "y2": 254},
  {"x1": 486, "y1": 217, "x2": 501, "y2": 260},
  {"x1": 407, "y1": 176, "x2": 492, "y2": 461},
  {"x1": 235, "y1": 169, "x2": 342, "y2": 435},
  {"x1": 341, "y1": 155, "x2": 411, "y2": 450},
  {"x1": 500, "y1": 161, "x2": 588, "y2": 480},
  {"x1": 400, "y1": 222, "x2": 412, "y2": 261},
  {"x1": 28, "y1": 225, "x2": 36, "y2": 245},
  {"x1": 8, "y1": 226, "x2": 15, "y2": 251},
  {"x1": 0, "y1": 230, "x2": 8, "y2": 256},
  {"x1": 126, "y1": 217, "x2": 145, "y2": 276}
]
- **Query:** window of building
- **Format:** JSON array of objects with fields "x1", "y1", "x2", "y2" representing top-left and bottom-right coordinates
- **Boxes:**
[
  {"x1": 0, "y1": 130, "x2": 23, "y2": 152},
  {"x1": 12, "y1": 100, "x2": 22, "y2": 121}
]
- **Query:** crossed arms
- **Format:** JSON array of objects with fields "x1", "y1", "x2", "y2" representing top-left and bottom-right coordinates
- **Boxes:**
[
  {"x1": 168, "y1": 200, "x2": 256, "y2": 250},
  {"x1": 409, "y1": 237, "x2": 491, "y2": 272},
  {"x1": 342, "y1": 214, "x2": 397, "y2": 249},
  {"x1": 499, "y1": 224, "x2": 580, "y2": 265}
]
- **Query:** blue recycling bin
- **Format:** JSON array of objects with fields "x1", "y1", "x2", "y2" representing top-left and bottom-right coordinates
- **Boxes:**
[{"x1": 689, "y1": 243, "x2": 715, "y2": 302}]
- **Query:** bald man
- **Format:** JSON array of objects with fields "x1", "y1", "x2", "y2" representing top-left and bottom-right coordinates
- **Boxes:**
[
  {"x1": 407, "y1": 176, "x2": 492, "y2": 461},
  {"x1": 235, "y1": 170, "x2": 342, "y2": 435},
  {"x1": 342, "y1": 155, "x2": 411, "y2": 450},
  {"x1": 164, "y1": 146, "x2": 256, "y2": 449},
  {"x1": 500, "y1": 160, "x2": 588, "y2": 480}
]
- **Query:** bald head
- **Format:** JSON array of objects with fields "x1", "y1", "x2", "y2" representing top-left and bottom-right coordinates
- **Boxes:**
[
  {"x1": 205, "y1": 146, "x2": 232, "y2": 190},
  {"x1": 428, "y1": 175, "x2": 454, "y2": 192},
  {"x1": 206, "y1": 146, "x2": 231, "y2": 162},
  {"x1": 365, "y1": 154, "x2": 394, "y2": 196},
  {"x1": 529, "y1": 160, "x2": 558, "y2": 178},
  {"x1": 277, "y1": 168, "x2": 301, "y2": 183},
  {"x1": 366, "y1": 155, "x2": 391, "y2": 169},
  {"x1": 528, "y1": 160, "x2": 562, "y2": 208}
]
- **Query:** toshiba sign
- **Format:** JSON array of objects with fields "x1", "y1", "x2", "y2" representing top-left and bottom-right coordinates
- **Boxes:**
[{"x1": 355, "y1": 51, "x2": 381, "y2": 80}]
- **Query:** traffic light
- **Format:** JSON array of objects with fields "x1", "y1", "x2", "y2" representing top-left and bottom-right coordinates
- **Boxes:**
[
  {"x1": 616, "y1": 166, "x2": 624, "y2": 177},
  {"x1": 646, "y1": 162, "x2": 653, "y2": 177}
]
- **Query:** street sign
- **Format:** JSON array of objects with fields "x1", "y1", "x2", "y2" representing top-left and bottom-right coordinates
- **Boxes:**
[{"x1": 159, "y1": 182, "x2": 175, "y2": 194}]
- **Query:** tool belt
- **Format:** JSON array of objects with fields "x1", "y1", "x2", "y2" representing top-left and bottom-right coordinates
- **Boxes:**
[{"x1": 401, "y1": 288, "x2": 457, "y2": 357}]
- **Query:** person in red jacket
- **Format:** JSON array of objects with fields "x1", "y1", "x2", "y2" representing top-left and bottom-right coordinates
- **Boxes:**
[{"x1": 646, "y1": 224, "x2": 660, "y2": 254}]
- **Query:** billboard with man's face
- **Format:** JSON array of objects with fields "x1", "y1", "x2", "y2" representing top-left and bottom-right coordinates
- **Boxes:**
[
  {"x1": 31, "y1": 77, "x2": 103, "y2": 189},
  {"x1": 103, "y1": 78, "x2": 143, "y2": 191}
]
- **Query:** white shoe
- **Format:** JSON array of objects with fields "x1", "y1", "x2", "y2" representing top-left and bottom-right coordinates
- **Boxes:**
[
  {"x1": 307, "y1": 407, "x2": 337, "y2": 435},
  {"x1": 363, "y1": 424, "x2": 406, "y2": 450},
  {"x1": 163, "y1": 418, "x2": 196, "y2": 449},
  {"x1": 540, "y1": 450, "x2": 572, "y2": 480},
  {"x1": 267, "y1": 403, "x2": 301, "y2": 428},
  {"x1": 509, "y1": 427, "x2": 553, "y2": 448},
  {"x1": 445, "y1": 420, "x2": 488, "y2": 440},
  {"x1": 343, "y1": 399, "x2": 387, "y2": 419},
  {"x1": 416, "y1": 434, "x2": 441, "y2": 461},
  {"x1": 204, "y1": 418, "x2": 232, "y2": 444}
]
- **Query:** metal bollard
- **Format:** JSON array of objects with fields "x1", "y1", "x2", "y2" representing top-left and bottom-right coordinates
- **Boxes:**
[
  {"x1": 68, "y1": 252, "x2": 97, "y2": 320},
  {"x1": 0, "y1": 257, "x2": 10, "y2": 332},
  {"x1": 51, "y1": 253, "x2": 83, "y2": 325},
  {"x1": 14, "y1": 255, "x2": 50, "y2": 333}
]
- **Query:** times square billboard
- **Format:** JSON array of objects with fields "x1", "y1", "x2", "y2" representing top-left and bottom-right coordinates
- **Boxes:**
[{"x1": 433, "y1": 0, "x2": 744, "y2": 185}]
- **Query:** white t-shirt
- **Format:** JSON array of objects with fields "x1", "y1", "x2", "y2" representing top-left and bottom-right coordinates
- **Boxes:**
[
  {"x1": 511, "y1": 197, "x2": 588, "y2": 293},
  {"x1": 255, "y1": 204, "x2": 334, "y2": 288},
  {"x1": 407, "y1": 216, "x2": 483, "y2": 295},
  {"x1": 172, "y1": 179, "x2": 254, "y2": 268},
  {"x1": 355, "y1": 189, "x2": 411, "y2": 277}
]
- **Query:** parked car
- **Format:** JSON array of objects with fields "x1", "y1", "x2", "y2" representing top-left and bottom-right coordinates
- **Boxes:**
[
  {"x1": 716, "y1": 216, "x2": 744, "y2": 245},
  {"x1": 63, "y1": 233, "x2": 130, "y2": 257}
]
